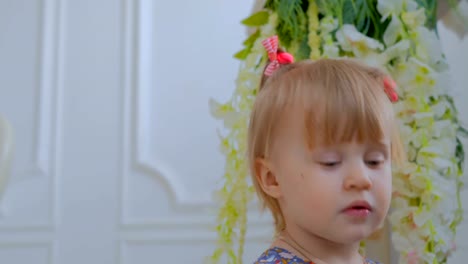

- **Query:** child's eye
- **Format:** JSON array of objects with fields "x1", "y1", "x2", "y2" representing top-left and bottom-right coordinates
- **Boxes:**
[
  {"x1": 365, "y1": 151, "x2": 386, "y2": 167},
  {"x1": 365, "y1": 160, "x2": 384, "y2": 167},
  {"x1": 320, "y1": 161, "x2": 340, "y2": 167}
]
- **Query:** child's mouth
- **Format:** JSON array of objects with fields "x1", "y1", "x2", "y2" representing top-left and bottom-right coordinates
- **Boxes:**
[{"x1": 342, "y1": 201, "x2": 372, "y2": 218}]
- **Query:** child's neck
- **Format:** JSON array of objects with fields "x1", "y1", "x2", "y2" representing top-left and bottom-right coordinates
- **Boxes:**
[{"x1": 275, "y1": 226, "x2": 363, "y2": 264}]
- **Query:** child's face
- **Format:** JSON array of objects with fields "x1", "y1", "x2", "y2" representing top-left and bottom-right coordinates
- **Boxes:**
[{"x1": 263, "y1": 108, "x2": 392, "y2": 244}]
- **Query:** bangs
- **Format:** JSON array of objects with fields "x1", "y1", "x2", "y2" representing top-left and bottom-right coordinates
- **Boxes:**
[
  {"x1": 272, "y1": 59, "x2": 396, "y2": 149},
  {"x1": 302, "y1": 72, "x2": 394, "y2": 148}
]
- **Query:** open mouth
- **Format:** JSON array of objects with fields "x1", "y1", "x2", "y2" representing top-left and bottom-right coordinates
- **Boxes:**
[
  {"x1": 343, "y1": 201, "x2": 372, "y2": 217},
  {"x1": 350, "y1": 206, "x2": 369, "y2": 210}
]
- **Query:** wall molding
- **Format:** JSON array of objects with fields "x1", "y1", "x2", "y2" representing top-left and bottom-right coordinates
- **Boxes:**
[
  {"x1": 0, "y1": 0, "x2": 63, "y2": 232},
  {"x1": 0, "y1": 241, "x2": 56, "y2": 264},
  {"x1": 119, "y1": 0, "x2": 273, "y2": 229}
]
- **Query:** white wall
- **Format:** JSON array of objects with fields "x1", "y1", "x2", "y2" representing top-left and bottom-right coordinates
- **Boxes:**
[
  {"x1": 439, "y1": 20, "x2": 468, "y2": 264},
  {"x1": 0, "y1": 0, "x2": 270, "y2": 263},
  {"x1": 0, "y1": 1, "x2": 466, "y2": 263}
]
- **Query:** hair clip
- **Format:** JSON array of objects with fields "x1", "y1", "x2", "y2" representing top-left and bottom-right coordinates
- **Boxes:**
[
  {"x1": 383, "y1": 76, "x2": 398, "y2": 102},
  {"x1": 261, "y1": 35, "x2": 294, "y2": 76}
]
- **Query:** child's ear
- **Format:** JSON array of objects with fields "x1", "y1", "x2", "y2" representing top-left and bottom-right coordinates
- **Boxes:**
[{"x1": 254, "y1": 158, "x2": 282, "y2": 198}]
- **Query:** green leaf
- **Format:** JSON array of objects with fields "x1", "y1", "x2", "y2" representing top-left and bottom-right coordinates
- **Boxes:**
[
  {"x1": 456, "y1": 137, "x2": 465, "y2": 171},
  {"x1": 316, "y1": 0, "x2": 340, "y2": 17},
  {"x1": 270, "y1": 0, "x2": 308, "y2": 48},
  {"x1": 243, "y1": 30, "x2": 260, "y2": 46},
  {"x1": 415, "y1": 0, "x2": 437, "y2": 29},
  {"x1": 342, "y1": 0, "x2": 358, "y2": 24},
  {"x1": 233, "y1": 48, "x2": 250, "y2": 60},
  {"x1": 241, "y1": 11, "x2": 269, "y2": 26},
  {"x1": 294, "y1": 35, "x2": 311, "y2": 61},
  {"x1": 234, "y1": 30, "x2": 261, "y2": 61},
  {"x1": 459, "y1": 126, "x2": 468, "y2": 137}
]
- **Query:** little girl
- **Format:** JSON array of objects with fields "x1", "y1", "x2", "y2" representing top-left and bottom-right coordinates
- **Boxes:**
[{"x1": 248, "y1": 36, "x2": 405, "y2": 264}]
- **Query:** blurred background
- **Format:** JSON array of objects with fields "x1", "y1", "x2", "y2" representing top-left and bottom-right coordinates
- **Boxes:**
[{"x1": 0, "y1": 0, "x2": 466, "y2": 263}]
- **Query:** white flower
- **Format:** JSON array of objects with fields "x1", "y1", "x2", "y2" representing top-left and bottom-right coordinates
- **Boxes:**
[
  {"x1": 377, "y1": 0, "x2": 418, "y2": 21},
  {"x1": 383, "y1": 16, "x2": 403, "y2": 46},
  {"x1": 209, "y1": 99, "x2": 241, "y2": 129},
  {"x1": 393, "y1": 59, "x2": 435, "y2": 98},
  {"x1": 413, "y1": 111, "x2": 434, "y2": 130},
  {"x1": 402, "y1": 8, "x2": 426, "y2": 29},
  {"x1": 413, "y1": 209, "x2": 432, "y2": 227},
  {"x1": 432, "y1": 101, "x2": 451, "y2": 119},
  {"x1": 409, "y1": 130, "x2": 428, "y2": 149},
  {"x1": 322, "y1": 43, "x2": 340, "y2": 58},
  {"x1": 360, "y1": 52, "x2": 386, "y2": 68},
  {"x1": 410, "y1": 173, "x2": 430, "y2": 190},
  {"x1": 428, "y1": 138, "x2": 456, "y2": 158},
  {"x1": 413, "y1": 26, "x2": 444, "y2": 66},
  {"x1": 393, "y1": 177, "x2": 416, "y2": 198},
  {"x1": 382, "y1": 39, "x2": 410, "y2": 63},
  {"x1": 319, "y1": 16, "x2": 338, "y2": 34},
  {"x1": 335, "y1": 24, "x2": 384, "y2": 57},
  {"x1": 333, "y1": 28, "x2": 408, "y2": 68},
  {"x1": 391, "y1": 229, "x2": 426, "y2": 254},
  {"x1": 396, "y1": 57, "x2": 441, "y2": 99},
  {"x1": 431, "y1": 70, "x2": 452, "y2": 97},
  {"x1": 377, "y1": 0, "x2": 404, "y2": 21}
]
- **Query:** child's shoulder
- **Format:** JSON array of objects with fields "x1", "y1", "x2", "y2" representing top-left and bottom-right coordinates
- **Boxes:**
[
  {"x1": 253, "y1": 247, "x2": 310, "y2": 264},
  {"x1": 253, "y1": 247, "x2": 382, "y2": 264}
]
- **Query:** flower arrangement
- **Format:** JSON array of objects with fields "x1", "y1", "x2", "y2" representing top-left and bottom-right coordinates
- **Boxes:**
[{"x1": 209, "y1": 1, "x2": 467, "y2": 263}]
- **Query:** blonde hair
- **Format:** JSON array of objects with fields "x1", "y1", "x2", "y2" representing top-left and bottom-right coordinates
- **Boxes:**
[{"x1": 247, "y1": 58, "x2": 405, "y2": 233}]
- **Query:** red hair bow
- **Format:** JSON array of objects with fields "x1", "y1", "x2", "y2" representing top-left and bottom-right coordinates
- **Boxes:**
[
  {"x1": 261, "y1": 35, "x2": 294, "y2": 76},
  {"x1": 383, "y1": 76, "x2": 399, "y2": 103}
]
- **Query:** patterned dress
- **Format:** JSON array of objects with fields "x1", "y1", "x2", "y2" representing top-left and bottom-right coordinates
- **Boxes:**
[{"x1": 254, "y1": 247, "x2": 381, "y2": 264}]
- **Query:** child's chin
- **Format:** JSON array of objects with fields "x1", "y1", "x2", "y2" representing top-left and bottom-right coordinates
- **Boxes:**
[{"x1": 338, "y1": 228, "x2": 376, "y2": 243}]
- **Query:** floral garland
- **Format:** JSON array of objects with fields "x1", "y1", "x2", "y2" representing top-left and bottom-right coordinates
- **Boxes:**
[
  {"x1": 207, "y1": 12, "x2": 278, "y2": 264},
  {"x1": 209, "y1": 1, "x2": 467, "y2": 264}
]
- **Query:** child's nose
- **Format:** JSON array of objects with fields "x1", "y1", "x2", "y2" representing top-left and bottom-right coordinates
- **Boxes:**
[{"x1": 343, "y1": 162, "x2": 372, "y2": 190}]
